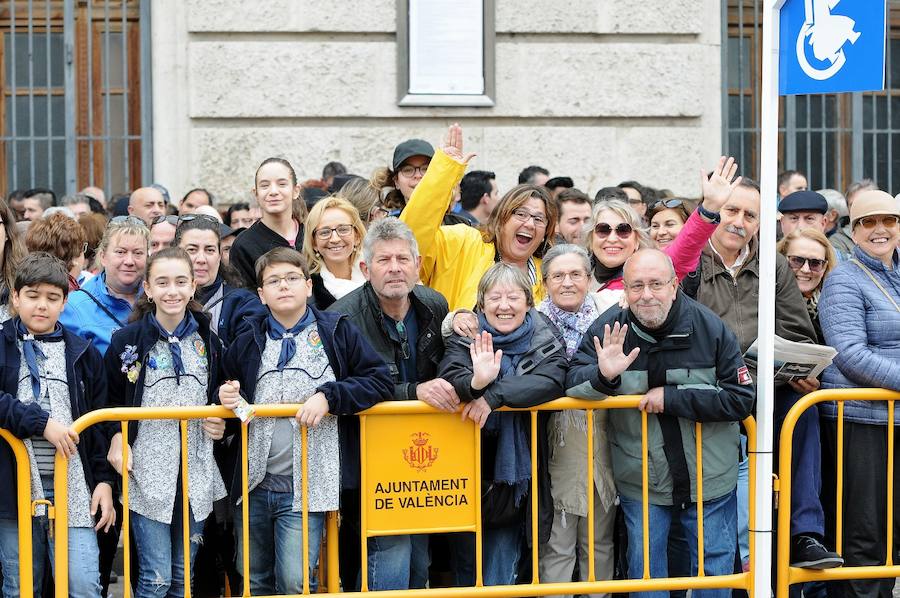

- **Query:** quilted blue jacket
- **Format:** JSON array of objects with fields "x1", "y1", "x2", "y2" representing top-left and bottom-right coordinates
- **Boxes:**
[{"x1": 819, "y1": 246, "x2": 900, "y2": 423}]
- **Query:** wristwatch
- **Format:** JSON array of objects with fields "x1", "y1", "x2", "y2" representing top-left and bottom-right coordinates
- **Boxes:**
[{"x1": 696, "y1": 203, "x2": 721, "y2": 224}]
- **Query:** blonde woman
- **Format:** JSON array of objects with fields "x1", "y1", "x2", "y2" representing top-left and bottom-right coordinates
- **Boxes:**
[
  {"x1": 777, "y1": 228, "x2": 837, "y2": 343},
  {"x1": 302, "y1": 196, "x2": 367, "y2": 309}
]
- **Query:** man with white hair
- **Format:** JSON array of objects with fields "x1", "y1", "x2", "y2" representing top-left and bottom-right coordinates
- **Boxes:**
[
  {"x1": 567, "y1": 248, "x2": 754, "y2": 598},
  {"x1": 817, "y1": 188, "x2": 853, "y2": 258}
]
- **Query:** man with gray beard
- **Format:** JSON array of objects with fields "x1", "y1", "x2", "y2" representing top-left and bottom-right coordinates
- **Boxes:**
[
  {"x1": 683, "y1": 178, "x2": 843, "y2": 571},
  {"x1": 566, "y1": 249, "x2": 754, "y2": 598}
]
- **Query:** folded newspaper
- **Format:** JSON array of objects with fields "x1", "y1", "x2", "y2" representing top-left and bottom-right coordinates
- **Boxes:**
[{"x1": 745, "y1": 335, "x2": 837, "y2": 383}]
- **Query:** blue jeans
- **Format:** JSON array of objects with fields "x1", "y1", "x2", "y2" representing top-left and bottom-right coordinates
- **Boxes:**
[
  {"x1": 0, "y1": 490, "x2": 101, "y2": 597},
  {"x1": 450, "y1": 524, "x2": 522, "y2": 587},
  {"x1": 367, "y1": 534, "x2": 430, "y2": 590},
  {"x1": 232, "y1": 487, "x2": 325, "y2": 595},
  {"x1": 131, "y1": 505, "x2": 204, "y2": 598},
  {"x1": 736, "y1": 435, "x2": 750, "y2": 566},
  {"x1": 619, "y1": 489, "x2": 737, "y2": 598}
]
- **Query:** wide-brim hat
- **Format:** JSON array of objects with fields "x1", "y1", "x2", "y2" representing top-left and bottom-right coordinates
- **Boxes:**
[{"x1": 849, "y1": 190, "x2": 900, "y2": 228}]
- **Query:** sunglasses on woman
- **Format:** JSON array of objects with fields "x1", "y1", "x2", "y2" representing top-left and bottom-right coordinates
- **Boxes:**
[
  {"x1": 650, "y1": 199, "x2": 685, "y2": 211},
  {"x1": 857, "y1": 215, "x2": 900, "y2": 229},
  {"x1": 594, "y1": 222, "x2": 634, "y2": 239},
  {"x1": 786, "y1": 255, "x2": 827, "y2": 273}
]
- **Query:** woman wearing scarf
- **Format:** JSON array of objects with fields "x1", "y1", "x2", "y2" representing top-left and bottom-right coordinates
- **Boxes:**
[
  {"x1": 174, "y1": 215, "x2": 266, "y2": 349},
  {"x1": 439, "y1": 263, "x2": 568, "y2": 586},
  {"x1": 533, "y1": 244, "x2": 617, "y2": 598},
  {"x1": 587, "y1": 157, "x2": 742, "y2": 308},
  {"x1": 302, "y1": 196, "x2": 367, "y2": 309},
  {"x1": 776, "y1": 228, "x2": 837, "y2": 344}
]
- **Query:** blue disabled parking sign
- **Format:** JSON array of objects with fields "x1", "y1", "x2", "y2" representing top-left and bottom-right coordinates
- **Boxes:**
[{"x1": 780, "y1": 0, "x2": 886, "y2": 95}]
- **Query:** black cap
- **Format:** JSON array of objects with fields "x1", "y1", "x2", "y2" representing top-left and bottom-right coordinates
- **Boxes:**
[
  {"x1": 392, "y1": 139, "x2": 434, "y2": 171},
  {"x1": 779, "y1": 190, "x2": 828, "y2": 214},
  {"x1": 218, "y1": 223, "x2": 234, "y2": 238},
  {"x1": 223, "y1": 226, "x2": 246, "y2": 240}
]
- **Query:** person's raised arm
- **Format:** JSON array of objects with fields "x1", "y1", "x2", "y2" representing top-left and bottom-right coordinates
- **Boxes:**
[{"x1": 399, "y1": 123, "x2": 475, "y2": 284}]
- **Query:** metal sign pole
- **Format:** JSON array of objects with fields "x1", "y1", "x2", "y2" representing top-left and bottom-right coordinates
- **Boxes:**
[{"x1": 754, "y1": 2, "x2": 784, "y2": 597}]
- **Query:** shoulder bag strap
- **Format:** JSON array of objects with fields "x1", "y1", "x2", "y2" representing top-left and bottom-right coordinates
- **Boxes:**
[
  {"x1": 849, "y1": 258, "x2": 900, "y2": 314},
  {"x1": 76, "y1": 288, "x2": 128, "y2": 328}
]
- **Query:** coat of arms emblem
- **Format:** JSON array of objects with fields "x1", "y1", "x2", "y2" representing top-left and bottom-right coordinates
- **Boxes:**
[{"x1": 402, "y1": 432, "x2": 439, "y2": 471}]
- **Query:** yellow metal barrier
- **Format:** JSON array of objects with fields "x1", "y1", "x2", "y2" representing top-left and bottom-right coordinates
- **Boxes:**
[
  {"x1": 775, "y1": 388, "x2": 900, "y2": 598},
  {"x1": 0, "y1": 428, "x2": 35, "y2": 598},
  {"x1": 7, "y1": 397, "x2": 756, "y2": 597}
]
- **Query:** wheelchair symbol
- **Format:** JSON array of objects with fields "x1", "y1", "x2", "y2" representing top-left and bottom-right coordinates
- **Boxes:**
[{"x1": 796, "y1": 0, "x2": 861, "y2": 81}]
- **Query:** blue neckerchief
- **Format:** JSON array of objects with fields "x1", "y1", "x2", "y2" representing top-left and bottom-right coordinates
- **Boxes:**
[
  {"x1": 149, "y1": 312, "x2": 199, "y2": 384},
  {"x1": 475, "y1": 311, "x2": 536, "y2": 505},
  {"x1": 267, "y1": 308, "x2": 316, "y2": 371},
  {"x1": 15, "y1": 318, "x2": 64, "y2": 399},
  {"x1": 477, "y1": 311, "x2": 535, "y2": 378}
]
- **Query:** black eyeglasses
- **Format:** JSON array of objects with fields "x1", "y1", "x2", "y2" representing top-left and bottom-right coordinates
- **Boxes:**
[
  {"x1": 594, "y1": 222, "x2": 634, "y2": 239},
  {"x1": 109, "y1": 215, "x2": 148, "y2": 229},
  {"x1": 786, "y1": 255, "x2": 827, "y2": 273},
  {"x1": 151, "y1": 215, "x2": 180, "y2": 227},
  {"x1": 650, "y1": 199, "x2": 685, "y2": 211},
  {"x1": 396, "y1": 320, "x2": 410, "y2": 360}
]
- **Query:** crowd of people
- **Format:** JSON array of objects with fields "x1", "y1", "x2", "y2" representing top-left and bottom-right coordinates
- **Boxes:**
[{"x1": 0, "y1": 122, "x2": 896, "y2": 598}]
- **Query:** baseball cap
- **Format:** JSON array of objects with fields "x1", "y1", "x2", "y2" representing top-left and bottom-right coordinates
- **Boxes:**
[{"x1": 392, "y1": 139, "x2": 434, "y2": 171}]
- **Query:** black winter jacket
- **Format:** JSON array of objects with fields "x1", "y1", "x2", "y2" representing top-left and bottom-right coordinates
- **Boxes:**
[{"x1": 0, "y1": 320, "x2": 113, "y2": 519}]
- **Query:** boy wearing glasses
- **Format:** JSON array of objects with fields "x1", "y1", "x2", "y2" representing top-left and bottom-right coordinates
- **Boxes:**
[
  {"x1": 218, "y1": 247, "x2": 391, "y2": 595},
  {"x1": 330, "y1": 218, "x2": 452, "y2": 591}
]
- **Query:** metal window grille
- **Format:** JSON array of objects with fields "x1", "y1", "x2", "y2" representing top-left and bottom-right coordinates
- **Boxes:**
[
  {"x1": 0, "y1": 0, "x2": 152, "y2": 199},
  {"x1": 723, "y1": 0, "x2": 900, "y2": 195}
]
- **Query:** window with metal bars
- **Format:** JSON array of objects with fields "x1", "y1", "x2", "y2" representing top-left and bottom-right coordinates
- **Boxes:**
[
  {"x1": 723, "y1": 0, "x2": 900, "y2": 195},
  {"x1": 0, "y1": 0, "x2": 151, "y2": 201}
]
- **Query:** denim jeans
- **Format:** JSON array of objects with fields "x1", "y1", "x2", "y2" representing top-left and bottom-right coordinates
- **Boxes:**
[
  {"x1": 0, "y1": 488, "x2": 101, "y2": 598},
  {"x1": 366, "y1": 534, "x2": 429, "y2": 590},
  {"x1": 449, "y1": 524, "x2": 522, "y2": 587},
  {"x1": 619, "y1": 489, "x2": 737, "y2": 598},
  {"x1": 232, "y1": 486, "x2": 325, "y2": 595},
  {"x1": 131, "y1": 505, "x2": 204, "y2": 598}
]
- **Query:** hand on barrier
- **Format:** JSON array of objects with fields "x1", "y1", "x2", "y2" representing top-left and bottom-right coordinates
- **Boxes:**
[
  {"x1": 700, "y1": 155, "x2": 743, "y2": 214},
  {"x1": 461, "y1": 396, "x2": 493, "y2": 428},
  {"x1": 593, "y1": 322, "x2": 640, "y2": 381},
  {"x1": 296, "y1": 392, "x2": 329, "y2": 428},
  {"x1": 638, "y1": 387, "x2": 665, "y2": 414},
  {"x1": 202, "y1": 416, "x2": 226, "y2": 440},
  {"x1": 441, "y1": 123, "x2": 477, "y2": 165},
  {"x1": 789, "y1": 377, "x2": 820, "y2": 395},
  {"x1": 416, "y1": 378, "x2": 460, "y2": 412},
  {"x1": 470, "y1": 331, "x2": 502, "y2": 391},
  {"x1": 452, "y1": 311, "x2": 479, "y2": 339},
  {"x1": 43, "y1": 418, "x2": 79, "y2": 458},
  {"x1": 107, "y1": 432, "x2": 132, "y2": 474},
  {"x1": 219, "y1": 380, "x2": 242, "y2": 410},
  {"x1": 91, "y1": 482, "x2": 116, "y2": 532}
]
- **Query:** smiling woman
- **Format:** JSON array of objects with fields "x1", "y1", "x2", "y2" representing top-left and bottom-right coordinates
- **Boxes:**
[
  {"x1": 302, "y1": 196, "x2": 367, "y2": 309},
  {"x1": 400, "y1": 124, "x2": 557, "y2": 310}
]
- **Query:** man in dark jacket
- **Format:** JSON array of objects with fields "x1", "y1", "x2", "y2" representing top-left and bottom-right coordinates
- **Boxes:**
[
  {"x1": 567, "y1": 249, "x2": 754, "y2": 598},
  {"x1": 330, "y1": 217, "x2": 454, "y2": 591},
  {"x1": 686, "y1": 179, "x2": 842, "y2": 570}
]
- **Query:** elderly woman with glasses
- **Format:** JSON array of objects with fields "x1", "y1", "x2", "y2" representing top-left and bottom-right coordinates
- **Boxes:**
[
  {"x1": 526, "y1": 243, "x2": 618, "y2": 597},
  {"x1": 818, "y1": 191, "x2": 900, "y2": 598},
  {"x1": 401, "y1": 124, "x2": 557, "y2": 310},
  {"x1": 60, "y1": 215, "x2": 149, "y2": 355},
  {"x1": 776, "y1": 228, "x2": 837, "y2": 343},
  {"x1": 301, "y1": 196, "x2": 367, "y2": 309},
  {"x1": 439, "y1": 263, "x2": 568, "y2": 587},
  {"x1": 589, "y1": 158, "x2": 742, "y2": 311}
]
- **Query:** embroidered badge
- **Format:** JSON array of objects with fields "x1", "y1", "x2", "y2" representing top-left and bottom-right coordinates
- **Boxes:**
[
  {"x1": 147, "y1": 357, "x2": 158, "y2": 370},
  {"x1": 120, "y1": 345, "x2": 141, "y2": 383},
  {"x1": 156, "y1": 353, "x2": 172, "y2": 370},
  {"x1": 194, "y1": 339, "x2": 206, "y2": 357},
  {"x1": 737, "y1": 366, "x2": 753, "y2": 386},
  {"x1": 307, "y1": 329, "x2": 323, "y2": 350}
]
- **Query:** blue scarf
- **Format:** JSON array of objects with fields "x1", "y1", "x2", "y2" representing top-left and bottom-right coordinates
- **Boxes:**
[
  {"x1": 150, "y1": 312, "x2": 199, "y2": 384},
  {"x1": 539, "y1": 297, "x2": 597, "y2": 358},
  {"x1": 476, "y1": 311, "x2": 535, "y2": 505},
  {"x1": 15, "y1": 318, "x2": 64, "y2": 399},
  {"x1": 267, "y1": 308, "x2": 316, "y2": 371}
]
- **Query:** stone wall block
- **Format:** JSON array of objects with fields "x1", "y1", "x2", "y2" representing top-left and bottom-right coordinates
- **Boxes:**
[{"x1": 186, "y1": 0, "x2": 395, "y2": 32}]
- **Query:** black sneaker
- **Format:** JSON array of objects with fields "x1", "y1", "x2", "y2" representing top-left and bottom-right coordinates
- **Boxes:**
[{"x1": 790, "y1": 534, "x2": 844, "y2": 569}]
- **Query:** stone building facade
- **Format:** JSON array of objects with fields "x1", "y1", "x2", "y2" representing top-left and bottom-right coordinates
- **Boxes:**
[{"x1": 153, "y1": 0, "x2": 722, "y2": 201}]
